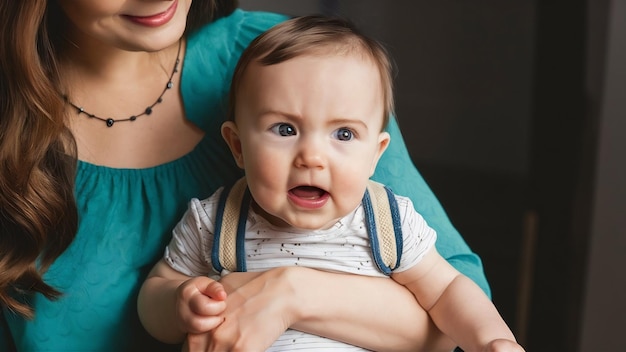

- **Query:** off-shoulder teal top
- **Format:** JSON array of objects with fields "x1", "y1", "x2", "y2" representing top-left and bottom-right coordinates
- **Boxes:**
[{"x1": 1, "y1": 9, "x2": 489, "y2": 352}]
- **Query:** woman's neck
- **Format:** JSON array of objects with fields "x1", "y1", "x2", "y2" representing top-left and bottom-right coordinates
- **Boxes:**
[{"x1": 59, "y1": 39, "x2": 202, "y2": 169}]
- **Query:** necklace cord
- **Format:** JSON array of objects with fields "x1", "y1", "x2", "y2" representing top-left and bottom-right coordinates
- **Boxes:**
[{"x1": 64, "y1": 40, "x2": 182, "y2": 128}]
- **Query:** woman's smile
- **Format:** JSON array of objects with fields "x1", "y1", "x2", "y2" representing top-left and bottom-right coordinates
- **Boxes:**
[{"x1": 123, "y1": 0, "x2": 179, "y2": 27}]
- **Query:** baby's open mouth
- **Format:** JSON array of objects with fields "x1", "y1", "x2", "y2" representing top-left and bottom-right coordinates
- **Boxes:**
[{"x1": 289, "y1": 186, "x2": 327, "y2": 199}]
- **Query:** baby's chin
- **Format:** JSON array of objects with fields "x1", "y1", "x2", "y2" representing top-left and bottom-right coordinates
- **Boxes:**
[
  {"x1": 263, "y1": 210, "x2": 341, "y2": 230},
  {"x1": 253, "y1": 201, "x2": 343, "y2": 230},
  {"x1": 283, "y1": 215, "x2": 342, "y2": 231}
]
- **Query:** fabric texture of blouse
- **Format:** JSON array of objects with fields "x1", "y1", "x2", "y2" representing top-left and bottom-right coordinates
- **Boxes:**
[
  {"x1": 1, "y1": 9, "x2": 489, "y2": 352},
  {"x1": 165, "y1": 188, "x2": 437, "y2": 351}
]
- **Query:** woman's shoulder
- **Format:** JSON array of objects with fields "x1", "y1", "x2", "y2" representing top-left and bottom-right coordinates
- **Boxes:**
[
  {"x1": 181, "y1": 9, "x2": 289, "y2": 131},
  {"x1": 187, "y1": 9, "x2": 288, "y2": 55}
]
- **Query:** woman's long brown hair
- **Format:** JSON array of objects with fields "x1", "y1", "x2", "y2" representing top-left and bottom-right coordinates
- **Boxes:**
[{"x1": 0, "y1": 0, "x2": 238, "y2": 319}]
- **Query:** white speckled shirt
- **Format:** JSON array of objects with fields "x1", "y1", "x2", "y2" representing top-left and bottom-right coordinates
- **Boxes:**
[{"x1": 165, "y1": 187, "x2": 437, "y2": 351}]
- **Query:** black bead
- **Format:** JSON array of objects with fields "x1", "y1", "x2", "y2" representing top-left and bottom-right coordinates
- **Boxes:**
[
  {"x1": 130, "y1": 115, "x2": 137, "y2": 121},
  {"x1": 106, "y1": 118, "x2": 114, "y2": 127},
  {"x1": 167, "y1": 81, "x2": 173, "y2": 89},
  {"x1": 145, "y1": 107, "x2": 152, "y2": 115}
]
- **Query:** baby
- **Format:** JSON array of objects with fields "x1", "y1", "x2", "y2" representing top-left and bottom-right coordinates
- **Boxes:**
[{"x1": 139, "y1": 15, "x2": 525, "y2": 352}]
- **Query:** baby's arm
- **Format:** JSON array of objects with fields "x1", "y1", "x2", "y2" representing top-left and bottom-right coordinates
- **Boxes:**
[
  {"x1": 137, "y1": 259, "x2": 227, "y2": 344},
  {"x1": 392, "y1": 248, "x2": 524, "y2": 352}
]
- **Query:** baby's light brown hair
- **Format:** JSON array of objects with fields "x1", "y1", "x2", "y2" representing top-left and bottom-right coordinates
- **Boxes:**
[{"x1": 228, "y1": 15, "x2": 395, "y2": 130}]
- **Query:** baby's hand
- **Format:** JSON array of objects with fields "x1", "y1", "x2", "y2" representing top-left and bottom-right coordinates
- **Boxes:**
[
  {"x1": 482, "y1": 338, "x2": 526, "y2": 352},
  {"x1": 176, "y1": 276, "x2": 228, "y2": 334}
]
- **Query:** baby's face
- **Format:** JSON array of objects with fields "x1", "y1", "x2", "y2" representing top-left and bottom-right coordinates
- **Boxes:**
[{"x1": 227, "y1": 52, "x2": 390, "y2": 230}]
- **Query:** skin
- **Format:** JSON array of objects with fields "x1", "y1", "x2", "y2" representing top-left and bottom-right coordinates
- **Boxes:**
[
  {"x1": 222, "y1": 54, "x2": 390, "y2": 231},
  {"x1": 56, "y1": 0, "x2": 203, "y2": 168}
]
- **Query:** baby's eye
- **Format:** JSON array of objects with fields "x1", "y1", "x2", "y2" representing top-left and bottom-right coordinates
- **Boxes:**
[
  {"x1": 334, "y1": 128, "x2": 354, "y2": 141},
  {"x1": 271, "y1": 123, "x2": 297, "y2": 136}
]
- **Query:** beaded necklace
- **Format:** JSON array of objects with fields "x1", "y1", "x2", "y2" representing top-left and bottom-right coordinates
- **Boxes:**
[{"x1": 64, "y1": 40, "x2": 181, "y2": 128}]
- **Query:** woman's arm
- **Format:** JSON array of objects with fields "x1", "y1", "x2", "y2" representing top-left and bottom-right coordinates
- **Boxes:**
[{"x1": 215, "y1": 267, "x2": 456, "y2": 352}]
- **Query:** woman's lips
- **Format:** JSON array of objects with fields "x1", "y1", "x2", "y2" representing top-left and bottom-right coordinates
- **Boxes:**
[{"x1": 123, "y1": 0, "x2": 178, "y2": 27}]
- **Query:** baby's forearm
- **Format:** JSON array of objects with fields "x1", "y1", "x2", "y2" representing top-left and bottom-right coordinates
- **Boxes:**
[
  {"x1": 138, "y1": 275, "x2": 187, "y2": 343},
  {"x1": 427, "y1": 275, "x2": 518, "y2": 351},
  {"x1": 394, "y1": 248, "x2": 522, "y2": 352},
  {"x1": 139, "y1": 264, "x2": 228, "y2": 345}
]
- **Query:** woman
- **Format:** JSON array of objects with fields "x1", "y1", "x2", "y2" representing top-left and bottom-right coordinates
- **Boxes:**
[{"x1": 0, "y1": 1, "x2": 489, "y2": 351}]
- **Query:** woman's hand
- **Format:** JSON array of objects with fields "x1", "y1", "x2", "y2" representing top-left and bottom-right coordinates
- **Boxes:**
[{"x1": 184, "y1": 268, "x2": 298, "y2": 351}]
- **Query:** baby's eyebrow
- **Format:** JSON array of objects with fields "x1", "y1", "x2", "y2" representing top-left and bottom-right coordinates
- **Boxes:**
[
  {"x1": 257, "y1": 109, "x2": 300, "y2": 120},
  {"x1": 329, "y1": 117, "x2": 369, "y2": 129}
]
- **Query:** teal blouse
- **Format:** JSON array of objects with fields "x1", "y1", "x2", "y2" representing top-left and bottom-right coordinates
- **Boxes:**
[{"x1": 1, "y1": 9, "x2": 489, "y2": 352}]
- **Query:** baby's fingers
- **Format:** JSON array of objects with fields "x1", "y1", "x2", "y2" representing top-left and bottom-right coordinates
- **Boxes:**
[
  {"x1": 199, "y1": 279, "x2": 228, "y2": 301},
  {"x1": 483, "y1": 339, "x2": 526, "y2": 352},
  {"x1": 176, "y1": 277, "x2": 228, "y2": 334},
  {"x1": 184, "y1": 315, "x2": 226, "y2": 335},
  {"x1": 188, "y1": 292, "x2": 227, "y2": 316}
]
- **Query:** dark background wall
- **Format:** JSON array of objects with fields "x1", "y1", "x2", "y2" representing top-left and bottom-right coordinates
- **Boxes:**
[
  {"x1": 239, "y1": 1, "x2": 533, "y2": 176},
  {"x1": 579, "y1": 0, "x2": 626, "y2": 350},
  {"x1": 240, "y1": 1, "x2": 625, "y2": 351}
]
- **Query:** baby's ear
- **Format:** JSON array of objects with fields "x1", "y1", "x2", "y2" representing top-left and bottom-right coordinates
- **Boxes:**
[
  {"x1": 370, "y1": 131, "x2": 391, "y2": 176},
  {"x1": 221, "y1": 121, "x2": 245, "y2": 168}
]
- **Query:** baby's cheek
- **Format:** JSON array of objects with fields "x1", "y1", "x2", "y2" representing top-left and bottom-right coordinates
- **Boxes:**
[{"x1": 334, "y1": 179, "x2": 367, "y2": 211}]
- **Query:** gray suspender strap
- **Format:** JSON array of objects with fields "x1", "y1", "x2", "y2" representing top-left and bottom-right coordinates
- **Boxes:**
[{"x1": 212, "y1": 177, "x2": 403, "y2": 275}]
